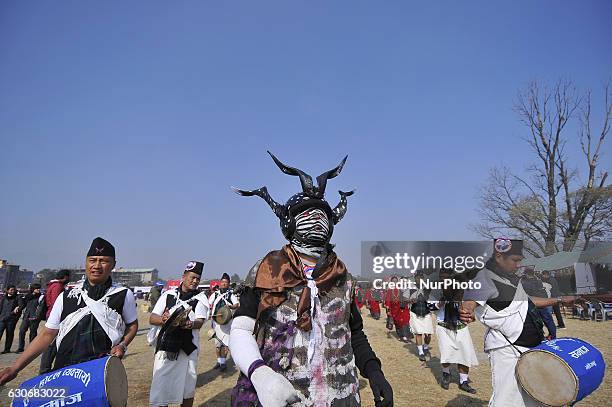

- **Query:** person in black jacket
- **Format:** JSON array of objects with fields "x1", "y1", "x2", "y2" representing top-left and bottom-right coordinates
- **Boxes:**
[
  {"x1": 541, "y1": 271, "x2": 566, "y2": 328},
  {"x1": 0, "y1": 285, "x2": 21, "y2": 353},
  {"x1": 521, "y1": 268, "x2": 556, "y2": 339},
  {"x1": 16, "y1": 283, "x2": 44, "y2": 353}
]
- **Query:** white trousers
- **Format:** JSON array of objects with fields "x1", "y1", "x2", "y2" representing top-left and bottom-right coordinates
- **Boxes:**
[
  {"x1": 436, "y1": 325, "x2": 479, "y2": 367},
  {"x1": 488, "y1": 345, "x2": 540, "y2": 407},
  {"x1": 409, "y1": 312, "x2": 434, "y2": 334},
  {"x1": 150, "y1": 350, "x2": 198, "y2": 406}
]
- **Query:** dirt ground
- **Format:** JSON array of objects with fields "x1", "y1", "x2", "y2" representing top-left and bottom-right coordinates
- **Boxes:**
[{"x1": 1, "y1": 301, "x2": 610, "y2": 406}]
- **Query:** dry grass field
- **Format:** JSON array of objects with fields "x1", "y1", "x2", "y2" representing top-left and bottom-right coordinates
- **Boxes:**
[{"x1": 1, "y1": 302, "x2": 610, "y2": 406}]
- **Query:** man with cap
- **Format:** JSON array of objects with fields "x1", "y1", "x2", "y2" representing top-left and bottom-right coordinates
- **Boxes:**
[
  {"x1": 460, "y1": 238, "x2": 576, "y2": 406},
  {"x1": 208, "y1": 272, "x2": 239, "y2": 372},
  {"x1": 149, "y1": 261, "x2": 210, "y2": 407},
  {"x1": 229, "y1": 152, "x2": 393, "y2": 407},
  {"x1": 0, "y1": 237, "x2": 139, "y2": 385}
]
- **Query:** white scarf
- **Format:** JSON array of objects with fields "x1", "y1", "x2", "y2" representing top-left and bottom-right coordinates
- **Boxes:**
[{"x1": 56, "y1": 285, "x2": 127, "y2": 350}]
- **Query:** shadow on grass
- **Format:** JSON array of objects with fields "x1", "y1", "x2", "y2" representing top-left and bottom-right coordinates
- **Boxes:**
[{"x1": 196, "y1": 358, "x2": 237, "y2": 388}]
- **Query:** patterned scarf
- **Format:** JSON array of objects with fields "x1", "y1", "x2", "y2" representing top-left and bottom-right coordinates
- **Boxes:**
[
  {"x1": 254, "y1": 245, "x2": 347, "y2": 331},
  {"x1": 290, "y1": 208, "x2": 330, "y2": 258}
]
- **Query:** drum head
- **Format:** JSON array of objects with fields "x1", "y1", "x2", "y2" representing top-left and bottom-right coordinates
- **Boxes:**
[
  {"x1": 105, "y1": 356, "x2": 128, "y2": 407},
  {"x1": 516, "y1": 349, "x2": 578, "y2": 406},
  {"x1": 213, "y1": 305, "x2": 233, "y2": 325}
]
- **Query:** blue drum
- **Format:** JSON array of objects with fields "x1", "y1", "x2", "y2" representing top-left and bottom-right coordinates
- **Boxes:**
[
  {"x1": 11, "y1": 356, "x2": 127, "y2": 407},
  {"x1": 516, "y1": 337, "x2": 605, "y2": 406}
]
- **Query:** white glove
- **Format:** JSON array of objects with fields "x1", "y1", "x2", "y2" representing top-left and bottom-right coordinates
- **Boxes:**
[
  {"x1": 250, "y1": 365, "x2": 300, "y2": 407},
  {"x1": 229, "y1": 316, "x2": 265, "y2": 375}
]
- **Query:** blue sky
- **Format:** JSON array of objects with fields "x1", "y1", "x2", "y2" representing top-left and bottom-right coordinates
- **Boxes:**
[{"x1": 1, "y1": 1, "x2": 611, "y2": 279}]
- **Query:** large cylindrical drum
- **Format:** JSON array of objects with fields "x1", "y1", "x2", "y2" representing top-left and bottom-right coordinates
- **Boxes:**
[
  {"x1": 516, "y1": 337, "x2": 605, "y2": 406},
  {"x1": 11, "y1": 355, "x2": 127, "y2": 407}
]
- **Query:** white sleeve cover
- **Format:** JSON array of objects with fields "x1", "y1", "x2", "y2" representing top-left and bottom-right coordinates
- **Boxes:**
[{"x1": 229, "y1": 315, "x2": 264, "y2": 376}]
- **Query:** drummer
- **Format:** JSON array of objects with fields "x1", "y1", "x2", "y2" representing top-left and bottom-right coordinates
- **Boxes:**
[
  {"x1": 208, "y1": 273, "x2": 239, "y2": 372},
  {"x1": 460, "y1": 238, "x2": 576, "y2": 407},
  {"x1": 149, "y1": 260, "x2": 210, "y2": 407},
  {"x1": 0, "y1": 237, "x2": 139, "y2": 384}
]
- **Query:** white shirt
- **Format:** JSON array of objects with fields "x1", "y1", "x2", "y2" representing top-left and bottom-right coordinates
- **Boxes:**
[
  {"x1": 46, "y1": 287, "x2": 137, "y2": 330},
  {"x1": 152, "y1": 289, "x2": 209, "y2": 348}
]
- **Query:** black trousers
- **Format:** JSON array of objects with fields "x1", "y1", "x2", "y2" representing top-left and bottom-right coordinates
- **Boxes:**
[
  {"x1": 0, "y1": 318, "x2": 18, "y2": 352},
  {"x1": 552, "y1": 303, "x2": 566, "y2": 328},
  {"x1": 39, "y1": 341, "x2": 57, "y2": 374},
  {"x1": 18, "y1": 318, "x2": 40, "y2": 351}
]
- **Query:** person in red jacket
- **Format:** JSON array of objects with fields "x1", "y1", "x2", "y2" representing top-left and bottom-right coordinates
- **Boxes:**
[
  {"x1": 355, "y1": 285, "x2": 366, "y2": 309},
  {"x1": 384, "y1": 276, "x2": 410, "y2": 342},
  {"x1": 366, "y1": 288, "x2": 381, "y2": 320},
  {"x1": 38, "y1": 269, "x2": 70, "y2": 374}
]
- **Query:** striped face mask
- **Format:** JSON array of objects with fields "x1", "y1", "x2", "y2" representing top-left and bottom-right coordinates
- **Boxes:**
[{"x1": 290, "y1": 208, "x2": 330, "y2": 258}]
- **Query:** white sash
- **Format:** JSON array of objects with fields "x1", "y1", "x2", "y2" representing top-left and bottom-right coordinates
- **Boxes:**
[
  {"x1": 147, "y1": 289, "x2": 207, "y2": 346},
  {"x1": 210, "y1": 291, "x2": 233, "y2": 317},
  {"x1": 56, "y1": 286, "x2": 127, "y2": 350},
  {"x1": 477, "y1": 269, "x2": 529, "y2": 350}
]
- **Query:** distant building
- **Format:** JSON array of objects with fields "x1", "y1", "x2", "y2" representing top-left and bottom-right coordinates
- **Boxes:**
[
  {"x1": 0, "y1": 259, "x2": 33, "y2": 290},
  {"x1": 112, "y1": 268, "x2": 159, "y2": 287},
  {"x1": 33, "y1": 268, "x2": 85, "y2": 287}
]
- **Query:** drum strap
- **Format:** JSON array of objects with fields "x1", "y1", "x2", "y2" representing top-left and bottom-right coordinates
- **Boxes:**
[
  {"x1": 481, "y1": 305, "x2": 527, "y2": 356},
  {"x1": 500, "y1": 331, "x2": 525, "y2": 355}
]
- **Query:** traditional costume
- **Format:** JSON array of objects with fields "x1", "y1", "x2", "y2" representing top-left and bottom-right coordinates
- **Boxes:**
[
  {"x1": 385, "y1": 284, "x2": 410, "y2": 340},
  {"x1": 463, "y1": 239, "x2": 544, "y2": 407},
  {"x1": 430, "y1": 272, "x2": 478, "y2": 393},
  {"x1": 209, "y1": 272, "x2": 239, "y2": 371},
  {"x1": 229, "y1": 152, "x2": 393, "y2": 407},
  {"x1": 433, "y1": 300, "x2": 478, "y2": 367},
  {"x1": 405, "y1": 280, "x2": 434, "y2": 360},
  {"x1": 406, "y1": 287, "x2": 434, "y2": 336},
  {"x1": 45, "y1": 238, "x2": 137, "y2": 370},
  {"x1": 355, "y1": 286, "x2": 366, "y2": 309},
  {"x1": 149, "y1": 261, "x2": 210, "y2": 407},
  {"x1": 365, "y1": 288, "x2": 381, "y2": 320}
]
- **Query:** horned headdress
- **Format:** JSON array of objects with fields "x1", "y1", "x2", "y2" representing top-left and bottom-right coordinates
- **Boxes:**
[{"x1": 233, "y1": 151, "x2": 355, "y2": 241}]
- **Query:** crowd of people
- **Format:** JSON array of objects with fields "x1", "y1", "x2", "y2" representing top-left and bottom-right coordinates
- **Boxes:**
[
  {"x1": 0, "y1": 152, "x2": 594, "y2": 407},
  {"x1": 357, "y1": 238, "x2": 580, "y2": 404},
  {"x1": 0, "y1": 153, "x2": 395, "y2": 407},
  {"x1": 0, "y1": 269, "x2": 70, "y2": 358}
]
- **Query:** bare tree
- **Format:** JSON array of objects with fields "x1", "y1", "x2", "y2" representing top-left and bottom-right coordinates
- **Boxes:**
[{"x1": 474, "y1": 80, "x2": 611, "y2": 256}]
